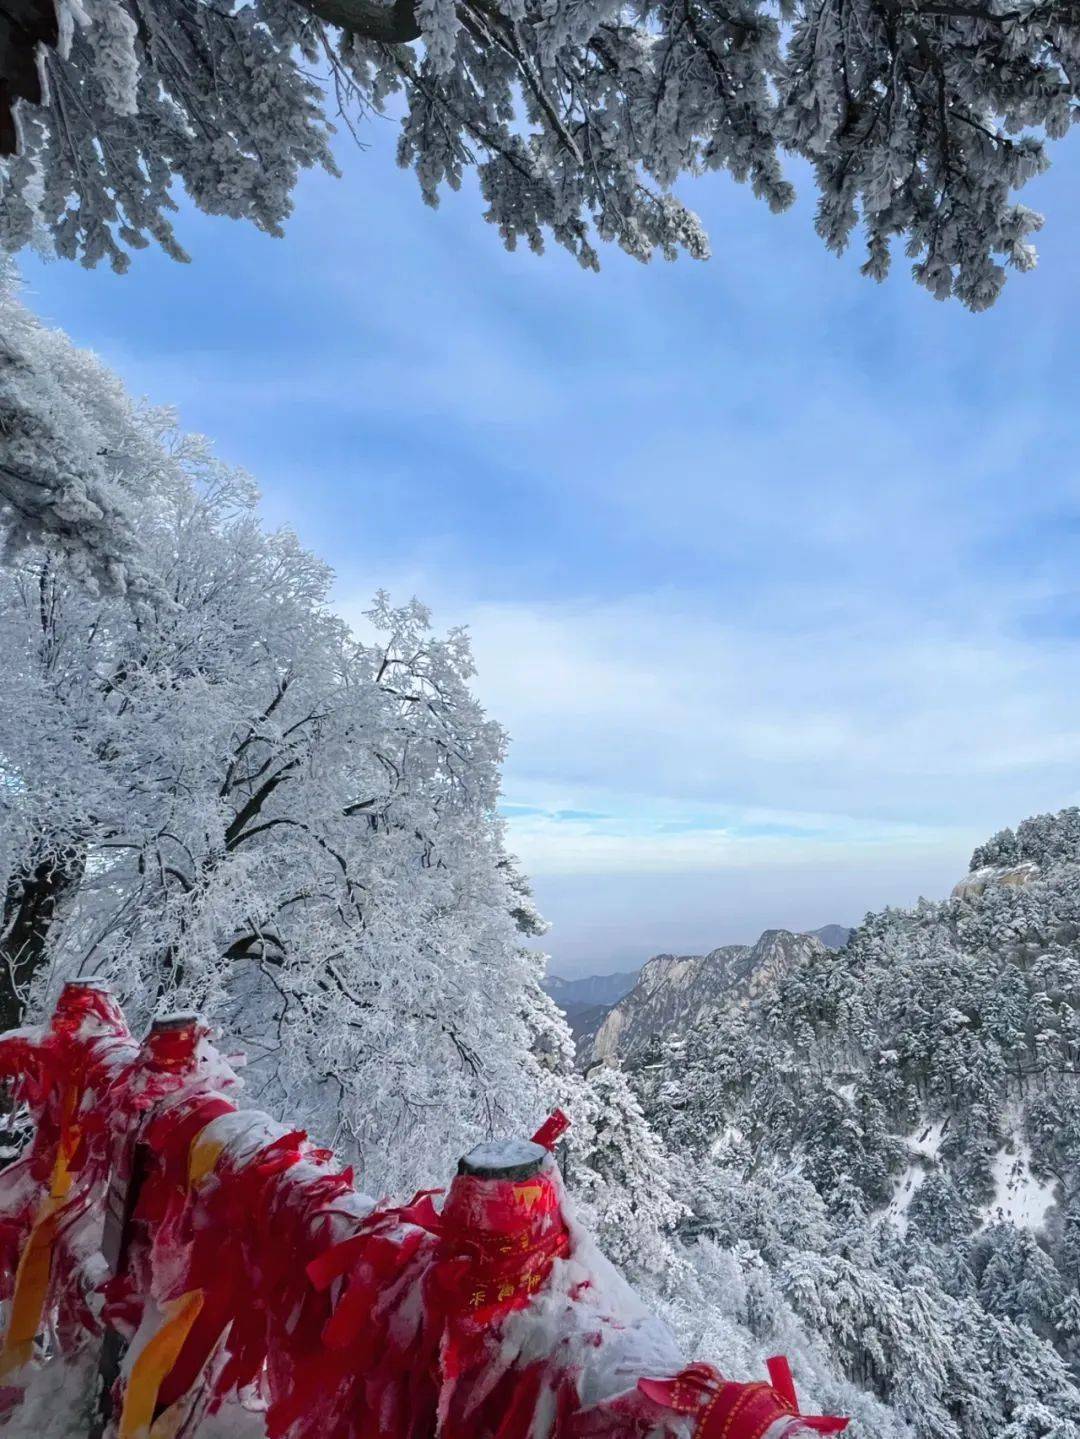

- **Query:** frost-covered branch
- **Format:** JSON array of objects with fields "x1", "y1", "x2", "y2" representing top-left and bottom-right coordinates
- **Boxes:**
[
  {"x1": 0, "y1": 0, "x2": 1075, "y2": 302},
  {"x1": 0, "y1": 271, "x2": 164, "y2": 594}
]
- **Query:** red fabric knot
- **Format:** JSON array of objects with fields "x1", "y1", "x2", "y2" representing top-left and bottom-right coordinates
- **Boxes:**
[
  {"x1": 638, "y1": 1357, "x2": 848, "y2": 1439},
  {"x1": 438, "y1": 1163, "x2": 569, "y2": 1319},
  {"x1": 142, "y1": 1018, "x2": 206, "y2": 1072}
]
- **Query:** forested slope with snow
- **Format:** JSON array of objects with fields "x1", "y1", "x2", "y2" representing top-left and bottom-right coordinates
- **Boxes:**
[{"x1": 631, "y1": 810, "x2": 1080, "y2": 1437}]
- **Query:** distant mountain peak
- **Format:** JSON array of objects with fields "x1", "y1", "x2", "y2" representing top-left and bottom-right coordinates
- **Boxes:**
[
  {"x1": 587, "y1": 926, "x2": 832, "y2": 1065},
  {"x1": 807, "y1": 923, "x2": 853, "y2": 950},
  {"x1": 542, "y1": 969, "x2": 639, "y2": 1006},
  {"x1": 542, "y1": 924, "x2": 851, "y2": 1060}
]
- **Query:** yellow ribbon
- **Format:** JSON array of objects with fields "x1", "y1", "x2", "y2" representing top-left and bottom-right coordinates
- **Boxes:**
[
  {"x1": 116, "y1": 1119, "x2": 226, "y2": 1437},
  {"x1": 0, "y1": 1087, "x2": 80, "y2": 1378},
  {"x1": 187, "y1": 1130, "x2": 226, "y2": 1189},
  {"x1": 118, "y1": 1290, "x2": 205, "y2": 1439},
  {"x1": 0, "y1": 1077, "x2": 226, "y2": 1405}
]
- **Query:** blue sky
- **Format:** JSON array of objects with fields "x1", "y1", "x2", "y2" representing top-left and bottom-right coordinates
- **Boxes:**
[{"x1": 18, "y1": 121, "x2": 1080, "y2": 975}]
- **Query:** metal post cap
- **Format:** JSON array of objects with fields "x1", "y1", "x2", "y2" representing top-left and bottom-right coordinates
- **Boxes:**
[
  {"x1": 457, "y1": 1138, "x2": 547, "y2": 1181},
  {"x1": 149, "y1": 1012, "x2": 201, "y2": 1032}
]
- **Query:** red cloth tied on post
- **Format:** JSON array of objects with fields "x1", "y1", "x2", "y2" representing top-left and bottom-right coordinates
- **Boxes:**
[
  {"x1": 638, "y1": 1358, "x2": 849, "y2": 1439},
  {"x1": 0, "y1": 986, "x2": 853, "y2": 1439},
  {"x1": 114, "y1": 1088, "x2": 370, "y2": 1437},
  {"x1": 0, "y1": 981, "x2": 134, "y2": 1200},
  {"x1": 289, "y1": 1129, "x2": 577, "y2": 1439},
  {"x1": 271, "y1": 1111, "x2": 850, "y2": 1439},
  {"x1": 0, "y1": 982, "x2": 136, "y2": 1382},
  {"x1": 100, "y1": 1016, "x2": 235, "y2": 1336},
  {"x1": 153, "y1": 1124, "x2": 324, "y2": 1415},
  {"x1": 103, "y1": 1017, "x2": 254, "y2": 1438},
  {"x1": 433, "y1": 1140, "x2": 574, "y2": 1439},
  {"x1": 436, "y1": 1156, "x2": 570, "y2": 1320}
]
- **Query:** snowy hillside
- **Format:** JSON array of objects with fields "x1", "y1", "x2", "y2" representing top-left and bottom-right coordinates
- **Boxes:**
[{"x1": 629, "y1": 806, "x2": 1080, "y2": 1436}]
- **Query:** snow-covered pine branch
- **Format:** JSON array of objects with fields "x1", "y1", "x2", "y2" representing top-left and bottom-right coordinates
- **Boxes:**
[{"x1": 0, "y1": 0, "x2": 1072, "y2": 305}]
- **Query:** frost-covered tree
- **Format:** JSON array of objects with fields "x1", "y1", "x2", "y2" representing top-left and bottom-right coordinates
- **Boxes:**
[
  {"x1": 0, "y1": 275, "x2": 568, "y2": 1193},
  {"x1": 971, "y1": 808, "x2": 1080, "y2": 872},
  {"x1": 657, "y1": 1237, "x2": 908, "y2": 1439},
  {"x1": 0, "y1": 263, "x2": 159, "y2": 594},
  {"x1": 975, "y1": 1225, "x2": 1065, "y2": 1338},
  {"x1": 567, "y1": 1063, "x2": 687, "y2": 1275},
  {"x1": 1, "y1": 0, "x2": 1076, "y2": 305},
  {"x1": 663, "y1": 1144, "x2": 1080, "y2": 1439}
]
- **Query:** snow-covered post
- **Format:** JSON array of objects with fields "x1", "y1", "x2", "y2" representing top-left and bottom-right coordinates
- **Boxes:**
[
  {"x1": 445, "y1": 1133, "x2": 572, "y2": 1315},
  {"x1": 0, "y1": 980, "x2": 134, "y2": 1386},
  {"x1": 431, "y1": 1120, "x2": 848, "y2": 1439},
  {"x1": 90, "y1": 1013, "x2": 206, "y2": 1439}
]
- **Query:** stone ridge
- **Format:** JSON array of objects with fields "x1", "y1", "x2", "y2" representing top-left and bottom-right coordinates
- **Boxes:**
[{"x1": 587, "y1": 928, "x2": 827, "y2": 1064}]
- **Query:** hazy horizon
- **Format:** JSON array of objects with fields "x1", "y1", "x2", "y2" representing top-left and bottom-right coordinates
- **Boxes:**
[{"x1": 531, "y1": 847, "x2": 962, "y2": 977}]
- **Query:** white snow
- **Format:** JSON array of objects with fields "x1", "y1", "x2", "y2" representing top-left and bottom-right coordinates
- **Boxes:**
[
  {"x1": 462, "y1": 1139, "x2": 546, "y2": 1170},
  {"x1": 881, "y1": 1119, "x2": 949, "y2": 1236},
  {"x1": 980, "y1": 1141, "x2": 1058, "y2": 1232},
  {"x1": 909, "y1": 1119, "x2": 948, "y2": 1161},
  {"x1": 880, "y1": 1118, "x2": 1059, "y2": 1237},
  {"x1": 708, "y1": 1124, "x2": 746, "y2": 1158}
]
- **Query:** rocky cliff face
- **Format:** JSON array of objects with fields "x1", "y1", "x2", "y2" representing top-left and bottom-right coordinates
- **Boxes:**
[
  {"x1": 950, "y1": 860, "x2": 1039, "y2": 902},
  {"x1": 587, "y1": 928, "x2": 828, "y2": 1064}
]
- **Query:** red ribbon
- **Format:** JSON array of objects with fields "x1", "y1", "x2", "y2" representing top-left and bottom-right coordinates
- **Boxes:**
[
  {"x1": 530, "y1": 1110, "x2": 570, "y2": 1151},
  {"x1": 638, "y1": 1357, "x2": 849, "y2": 1439},
  {"x1": 1, "y1": 998, "x2": 851, "y2": 1439}
]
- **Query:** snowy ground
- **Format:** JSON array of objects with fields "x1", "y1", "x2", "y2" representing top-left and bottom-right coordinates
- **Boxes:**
[{"x1": 881, "y1": 1114, "x2": 1058, "y2": 1236}]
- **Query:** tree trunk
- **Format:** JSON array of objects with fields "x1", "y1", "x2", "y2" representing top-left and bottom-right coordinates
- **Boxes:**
[
  {"x1": 0, "y1": 842, "x2": 85, "y2": 1032},
  {"x1": 0, "y1": 842, "x2": 84, "y2": 1162}
]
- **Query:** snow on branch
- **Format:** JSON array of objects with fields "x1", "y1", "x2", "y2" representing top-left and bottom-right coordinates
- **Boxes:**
[
  {"x1": 0, "y1": 0, "x2": 1072, "y2": 303},
  {"x1": 0, "y1": 267, "x2": 160, "y2": 597}
]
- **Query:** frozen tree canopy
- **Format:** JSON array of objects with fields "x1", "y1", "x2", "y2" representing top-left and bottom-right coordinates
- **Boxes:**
[
  {"x1": 0, "y1": 269, "x2": 570, "y2": 1191},
  {"x1": 0, "y1": 265, "x2": 165, "y2": 596},
  {"x1": 0, "y1": 0, "x2": 1075, "y2": 305}
]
